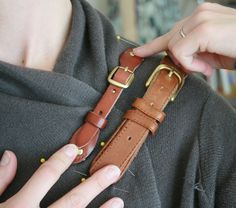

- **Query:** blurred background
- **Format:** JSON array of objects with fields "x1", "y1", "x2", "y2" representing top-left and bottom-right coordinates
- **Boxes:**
[{"x1": 88, "y1": 0, "x2": 236, "y2": 108}]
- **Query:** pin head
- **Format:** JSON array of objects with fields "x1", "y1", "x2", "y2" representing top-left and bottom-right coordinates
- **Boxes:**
[
  {"x1": 100, "y1": 141, "x2": 106, "y2": 147},
  {"x1": 40, "y1": 158, "x2": 46, "y2": 164},
  {"x1": 77, "y1": 148, "x2": 84, "y2": 156},
  {"x1": 129, "y1": 51, "x2": 135, "y2": 57},
  {"x1": 116, "y1": 35, "x2": 121, "y2": 40},
  {"x1": 81, "y1": 177, "x2": 86, "y2": 183}
]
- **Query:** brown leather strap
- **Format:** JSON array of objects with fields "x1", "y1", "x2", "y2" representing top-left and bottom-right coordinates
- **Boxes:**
[
  {"x1": 90, "y1": 56, "x2": 187, "y2": 177},
  {"x1": 69, "y1": 48, "x2": 144, "y2": 163}
]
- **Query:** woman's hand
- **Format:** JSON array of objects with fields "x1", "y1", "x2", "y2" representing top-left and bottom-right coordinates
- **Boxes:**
[
  {"x1": 0, "y1": 145, "x2": 124, "y2": 208},
  {"x1": 133, "y1": 2, "x2": 236, "y2": 76},
  {"x1": 0, "y1": 151, "x2": 17, "y2": 196}
]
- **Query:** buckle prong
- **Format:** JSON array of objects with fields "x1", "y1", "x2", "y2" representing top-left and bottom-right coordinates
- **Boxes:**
[
  {"x1": 108, "y1": 66, "x2": 134, "y2": 89},
  {"x1": 168, "y1": 71, "x2": 174, "y2": 78}
]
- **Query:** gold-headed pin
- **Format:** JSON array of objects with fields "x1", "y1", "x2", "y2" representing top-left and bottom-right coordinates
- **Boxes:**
[
  {"x1": 100, "y1": 141, "x2": 106, "y2": 147},
  {"x1": 77, "y1": 148, "x2": 83, "y2": 156},
  {"x1": 129, "y1": 51, "x2": 135, "y2": 57},
  {"x1": 115, "y1": 35, "x2": 139, "y2": 47},
  {"x1": 81, "y1": 177, "x2": 86, "y2": 183},
  {"x1": 116, "y1": 35, "x2": 121, "y2": 41},
  {"x1": 40, "y1": 158, "x2": 46, "y2": 164}
]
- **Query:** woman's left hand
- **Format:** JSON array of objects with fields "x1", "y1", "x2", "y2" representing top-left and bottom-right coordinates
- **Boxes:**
[
  {"x1": 0, "y1": 151, "x2": 17, "y2": 196},
  {"x1": 133, "y1": 2, "x2": 236, "y2": 76}
]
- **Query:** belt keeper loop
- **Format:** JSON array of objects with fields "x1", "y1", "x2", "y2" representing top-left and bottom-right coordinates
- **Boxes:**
[
  {"x1": 123, "y1": 110, "x2": 158, "y2": 135},
  {"x1": 132, "y1": 98, "x2": 166, "y2": 123},
  {"x1": 85, "y1": 111, "x2": 107, "y2": 129}
]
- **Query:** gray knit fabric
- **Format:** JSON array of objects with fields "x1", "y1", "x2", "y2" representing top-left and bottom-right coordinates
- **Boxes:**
[{"x1": 0, "y1": 0, "x2": 236, "y2": 207}]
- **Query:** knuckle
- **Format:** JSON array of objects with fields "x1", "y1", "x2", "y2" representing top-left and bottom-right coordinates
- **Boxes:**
[
  {"x1": 171, "y1": 45, "x2": 181, "y2": 59},
  {"x1": 3, "y1": 200, "x2": 30, "y2": 208},
  {"x1": 41, "y1": 152, "x2": 69, "y2": 176},
  {"x1": 196, "y1": 2, "x2": 213, "y2": 12},
  {"x1": 194, "y1": 11, "x2": 211, "y2": 24},
  {"x1": 173, "y1": 21, "x2": 181, "y2": 30},
  {"x1": 8, "y1": 205, "x2": 24, "y2": 208},
  {"x1": 39, "y1": 161, "x2": 61, "y2": 180},
  {"x1": 167, "y1": 41, "x2": 174, "y2": 52},
  {"x1": 52, "y1": 152, "x2": 70, "y2": 168},
  {"x1": 63, "y1": 192, "x2": 87, "y2": 208},
  {"x1": 93, "y1": 173, "x2": 108, "y2": 191},
  {"x1": 197, "y1": 23, "x2": 212, "y2": 36}
]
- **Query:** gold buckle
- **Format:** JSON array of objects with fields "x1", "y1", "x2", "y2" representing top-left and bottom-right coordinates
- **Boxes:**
[
  {"x1": 145, "y1": 64, "x2": 185, "y2": 101},
  {"x1": 108, "y1": 66, "x2": 134, "y2": 89}
]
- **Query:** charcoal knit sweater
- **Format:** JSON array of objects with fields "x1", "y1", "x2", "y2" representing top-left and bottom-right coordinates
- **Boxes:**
[{"x1": 0, "y1": 0, "x2": 236, "y2": 207}]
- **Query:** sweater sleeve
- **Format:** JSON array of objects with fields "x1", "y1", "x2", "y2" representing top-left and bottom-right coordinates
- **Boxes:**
[{"x1": 198, "y1": 91, "x2": 236, "y2": 207}]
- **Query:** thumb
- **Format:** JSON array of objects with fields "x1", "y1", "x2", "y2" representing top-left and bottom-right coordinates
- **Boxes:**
[{"x1": 0, "y1": 150, "x2": 17, "y2": 196}]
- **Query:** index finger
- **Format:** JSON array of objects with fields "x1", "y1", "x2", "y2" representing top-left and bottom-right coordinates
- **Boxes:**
[
  {"x1": 133, "y1": 33, "x2": 170, "y2": 57},
  {"x1": 11, "y1": 144, "x2": 79, "y2": 207},
  {"x1": 49, "y1": 165, "x2": 121, "y2": 208},
  {"x1": 133, "y1": 18, "x2": 188, "y2": 57}
]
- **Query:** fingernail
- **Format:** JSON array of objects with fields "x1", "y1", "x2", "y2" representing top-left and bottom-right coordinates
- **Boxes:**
[
  {"x1": 132, "y1": 48, "x2": 140, "y2": 54},
  {"x1": 111, "y1": 199, "x2": 124, "y2": 208},
  {"x1": 0, "y1": 151, "x2": 10, "y2": 166},
  {"x1": 105, "y1": 165, "x2": 121, "y2": 181},
  {"x1": 63, "y1": 144, "x2": 79, "y2": 158}
]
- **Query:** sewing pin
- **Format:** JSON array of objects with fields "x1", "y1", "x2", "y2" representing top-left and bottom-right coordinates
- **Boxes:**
[
  {"x1": 116, "y1": 35, "x2": 139, "y2": 47},
  {"x1": 128, "y1": 169, "x2": 136, "y2": 177},
  {"x1": 73, "y1": 170, "x2": 88, "y2": 177},
  {"x1": 40, "y1": 158, "x2": 46, "y2": 164},
  {"x1": 81, "y1": 177, "x2": 86, "y2": 183},
  {"x1": 113, "y1": 187, "x2": 130, "y2": 194}
]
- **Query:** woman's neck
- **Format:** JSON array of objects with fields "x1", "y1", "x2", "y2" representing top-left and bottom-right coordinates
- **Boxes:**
[{"x1": 0, "y1": 0, "x2": 72, "y2": 71}]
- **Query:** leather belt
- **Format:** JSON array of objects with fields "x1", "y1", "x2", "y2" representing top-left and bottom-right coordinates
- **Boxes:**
[
  {"x1": 90, "y1": 56, "x2": 187, "y2": 178},
  {"x1": 70, "y1": 48, "x2": 144, "y2": 163}
]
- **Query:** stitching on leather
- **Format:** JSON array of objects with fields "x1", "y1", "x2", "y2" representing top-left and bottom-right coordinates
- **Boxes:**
[
  {"x1": 90, "y1": 123, "x2": 124, "y2": 171},
  {"x1": 133, "y1": 99, "x2": 164, "y2": 121},
  {"x1": 127, "y1": 116, "x2": 155, "y2": 133},
  {"x1": 91, "y1": 122, "x2": 131, "y2": 170},
  {"x1": 120, "y1": 144, "x2": 142, "y2": 171},
  {"x1": 125, "y1": 110, "x2": 156, "y2": 123},
  {"x1": 125, "y1": 110, "x2": 157, "y2": 133},
  {"x1": 126, "y1": 114, "x2": 155, "y2": 129},
  {"x1": 136, "y1": 110, "x2": 156, "y2": 122},
  {"x1": 92, "y1": 121, "x2": 148, "y2": 172},
  {"x1": 125, "y1": 110, "x2": 158, "y2": 132},
  {"x1": 119, "y1": 129, "x2": 147, "y2": 170},
  {"x1": 90, "y1": 121, "x2": 126, "y2": 165}
]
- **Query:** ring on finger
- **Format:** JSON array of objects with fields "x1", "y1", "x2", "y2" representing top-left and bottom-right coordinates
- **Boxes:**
[{"x1": 179, "y1": 26, "x2": 187, "y2": 38}]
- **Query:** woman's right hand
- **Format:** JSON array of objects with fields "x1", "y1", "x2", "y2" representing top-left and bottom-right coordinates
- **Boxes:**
[{"x1": 0, "y1": 145, "x2": 124, "y2": 208}]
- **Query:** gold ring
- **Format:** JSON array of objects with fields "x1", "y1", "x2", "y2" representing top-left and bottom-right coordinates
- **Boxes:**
[{"x1": 179, "y1": 27, "x2": 186, "y2": 38}]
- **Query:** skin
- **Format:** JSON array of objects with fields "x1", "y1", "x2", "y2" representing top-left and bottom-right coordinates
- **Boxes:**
[
  {"x1": 0, "y1": 145, "x2": 124, "y2": 208},
  {"x1": 0, "y1": 0, "x2": 72, "y2": 71},
  {"x1": 0, "y1": 0, "x2": 124, "y2": 207},
  {"x1": 133, "y1": 2, "x2": 236, "y2": 76}
]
